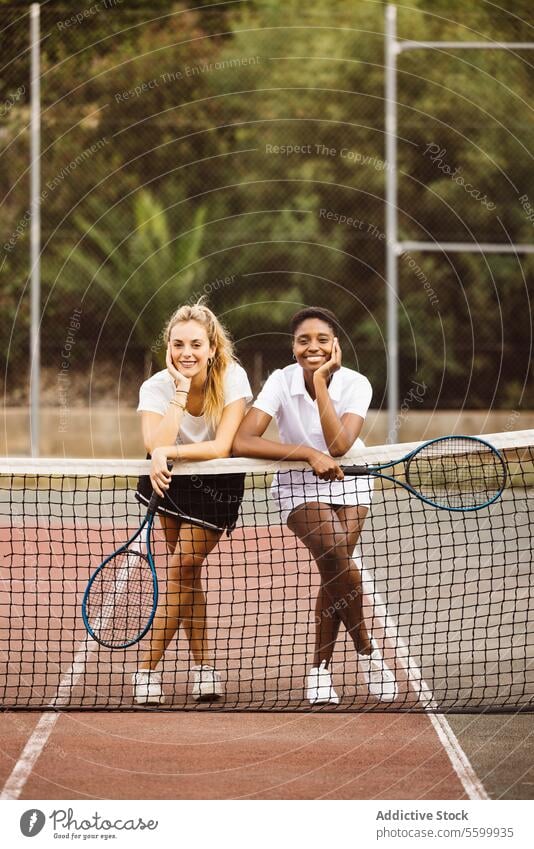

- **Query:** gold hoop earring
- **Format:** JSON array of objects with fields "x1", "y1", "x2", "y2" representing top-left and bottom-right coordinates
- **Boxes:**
[{"x1": 207, "y1": 357, "x2": 213, "y2": 367}]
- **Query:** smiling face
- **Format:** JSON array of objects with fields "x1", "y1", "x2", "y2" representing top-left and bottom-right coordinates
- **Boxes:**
[
  {"x1": 292, "y1": 317, "x2": 334, "y2": 373},
  {"x1": 168, "y1": 319, "x2": 215, "y2": 381}
]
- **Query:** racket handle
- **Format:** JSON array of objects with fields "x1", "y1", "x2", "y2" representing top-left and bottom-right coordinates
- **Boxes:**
[
  {"x1": 147, "y1": 461, "x2": 174, "y2": 515},
  {"x1": 144, "y1": 460, "x2": 175, "y2": 516},
  {"x1": 147, "y1": 491, "x2": 160, "y2": 515},
  {"x1": 341, "y1": 465, "x2": 369, "y2": 476}
]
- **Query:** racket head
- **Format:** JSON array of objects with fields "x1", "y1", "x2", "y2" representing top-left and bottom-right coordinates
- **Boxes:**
[
  {"x1": 405, "y1": 435, "x2": 507, "y2": 511},
  {"x1": 82, "y1": 541, "x2": 157, "y2": 649}
]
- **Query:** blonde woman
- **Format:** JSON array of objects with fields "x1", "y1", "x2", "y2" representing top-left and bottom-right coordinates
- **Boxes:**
[{"x1": 132, "y1": 302, "x2": 251, "y2": 704}]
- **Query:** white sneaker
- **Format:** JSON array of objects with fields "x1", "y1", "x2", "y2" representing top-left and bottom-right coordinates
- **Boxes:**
[
  {"x1": 132, "y1": 671, "x2": 166, "y2": 705},
  {"x1": 306, "y1": 660, "x2": 340, "y2": 705},
  {"x1": 191, "y1": 665, "x2": 223, "y2": 701},
  {"x1": 358, "y1": 640, "x2": 398, "y2": 702}
]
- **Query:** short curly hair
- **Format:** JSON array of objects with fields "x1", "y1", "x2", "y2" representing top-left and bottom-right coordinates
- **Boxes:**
[{"x1": 290, "y1": 306, "x2": 339, "y2": 337}]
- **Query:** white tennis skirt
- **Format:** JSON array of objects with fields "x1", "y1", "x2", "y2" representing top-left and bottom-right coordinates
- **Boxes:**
[{"x1": 271, "y1": 468, "x2": 374, "y2": 525}]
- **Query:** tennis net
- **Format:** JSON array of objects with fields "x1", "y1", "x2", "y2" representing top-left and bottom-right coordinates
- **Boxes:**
[{"x1": 1, "y1": 429, "x2": 533, "y2": 713}]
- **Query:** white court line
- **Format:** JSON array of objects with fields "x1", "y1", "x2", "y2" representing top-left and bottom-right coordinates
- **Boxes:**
[
  {"x1": 0, "y1": 545, "x2": 141, "y2": 800},
  {"x1": 0, "y1": 634, "x2": 97, "y2": 799},
  {"x1": 359, "y1": 551, "x2": 488, "y2": 801}
]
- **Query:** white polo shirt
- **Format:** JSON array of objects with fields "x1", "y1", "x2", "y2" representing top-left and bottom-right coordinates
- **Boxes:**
[
  {"x1": 138, "y1": 362, "x2": 252, "y2": 443},
  {"x1": 253, "y1": 364, "x2": 374, "y2": 518}
]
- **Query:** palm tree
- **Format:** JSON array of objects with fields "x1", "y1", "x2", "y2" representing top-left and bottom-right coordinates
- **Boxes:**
[{"x1": 49, "y1": 189, "x2": 207, "y2": 373}]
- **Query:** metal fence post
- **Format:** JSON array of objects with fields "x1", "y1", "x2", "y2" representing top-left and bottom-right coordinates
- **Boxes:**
[
  {"x1": 30, "y1": 2, "x2": 41, "y2": 456},
  {"x1": 385, "y1": 4, "x2": 399, "y2": 441}
]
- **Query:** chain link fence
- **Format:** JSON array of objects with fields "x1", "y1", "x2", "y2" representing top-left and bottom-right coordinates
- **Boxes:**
[{"x1": 1, "y1": 0, "x2": 532, "y2": 453}]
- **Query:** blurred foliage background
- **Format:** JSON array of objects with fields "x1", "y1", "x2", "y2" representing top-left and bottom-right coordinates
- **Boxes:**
[{"x1": 0, "y1": 0, "x2": 532, "y2": 412}]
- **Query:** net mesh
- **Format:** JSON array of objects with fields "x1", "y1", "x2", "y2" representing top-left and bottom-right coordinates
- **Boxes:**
[{"x1": 1, "y1": 430, "x2": 533, "y2": 713}]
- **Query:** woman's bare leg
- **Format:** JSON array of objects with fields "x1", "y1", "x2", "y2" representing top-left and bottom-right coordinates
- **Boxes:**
[
  {"x1": 140, "y1": 520, "x2": 222, "y2": 670},
  {"x1": 288, "y1": 502, "x2": 370, "y2": 667},
  {"x1": 312, "y1": 585, "x2": 342, "y2": 668}
]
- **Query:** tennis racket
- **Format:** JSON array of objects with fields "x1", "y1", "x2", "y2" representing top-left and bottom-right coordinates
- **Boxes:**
[
  {"x1": 342, "y1": 435, "x2": 507, "y2": 511},
  {"x1": 82, "y1": 466, "x2": 170, "y2": 649}
]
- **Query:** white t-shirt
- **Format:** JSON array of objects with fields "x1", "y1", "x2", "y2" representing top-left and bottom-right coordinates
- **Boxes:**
[
  {"x1": 253, "y1": 363, "x2": 374, "y2": 518},
  {"x1": 254, "y1": 364, "x2": 372, "y2": 450},
  {"x1": 137, "y1": 362, "x2": 252, "y2": 443}
]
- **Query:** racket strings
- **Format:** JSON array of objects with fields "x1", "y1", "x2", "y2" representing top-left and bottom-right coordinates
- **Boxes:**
[
  {"x1": 405, "y1": 437, "x2": 505, "y2": 509},
  {"x1": 86, "y1": 548, "x2": 155, "y2": 648}
]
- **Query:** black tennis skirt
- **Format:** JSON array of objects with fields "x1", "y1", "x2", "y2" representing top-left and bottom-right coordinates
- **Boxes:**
[{"x1": 135, "y1": 467, "x2": 245, "y2": 533}]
